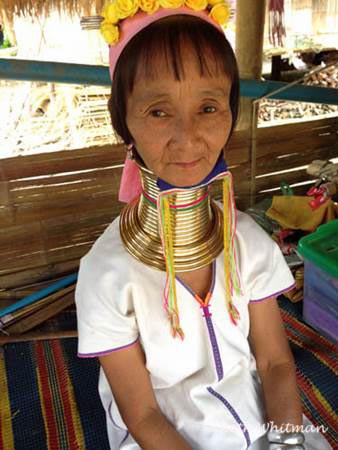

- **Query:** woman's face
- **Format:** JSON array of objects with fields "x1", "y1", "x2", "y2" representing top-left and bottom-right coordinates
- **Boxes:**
[{"x1": 126, "y1": 40, "x2": 233, "y2": 187}]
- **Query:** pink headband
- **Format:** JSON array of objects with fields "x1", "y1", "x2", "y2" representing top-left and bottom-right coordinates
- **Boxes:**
[
  {"x1": 109, "y1": 6, "x2": 224, "y2": 80},
  {"x1": 108, "y1": 7, "x2": 225, "y2": 203}
]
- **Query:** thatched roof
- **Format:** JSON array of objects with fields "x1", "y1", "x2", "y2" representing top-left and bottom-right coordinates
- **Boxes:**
[{"x1": 0, "y1": 0, "x2": 105, "y2": 17}]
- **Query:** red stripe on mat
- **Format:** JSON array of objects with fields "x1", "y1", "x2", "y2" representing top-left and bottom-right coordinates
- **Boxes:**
[
  {"x1": 51, "y1": 341, "x2": 80, "y2": 450},
  {"x1": 283, "y1": 319, "x2": 337, "y2": 375},
  {"x1": 296, "y1": 369, "x2": 337, "y2": 444},
  {"x1": 301, "y1": 401, "x2": 336, "y2": 449},
  {"x1": 35, "y1": 342, "x2": 59, "y2": 449},
  {"x1": 281, "y1": 310, "x2": 338, "y2": 353}
]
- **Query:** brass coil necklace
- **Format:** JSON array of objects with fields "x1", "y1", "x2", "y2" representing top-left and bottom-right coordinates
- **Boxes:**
[{"x1": 119, "y1": 163, "x2": 224, "y2": 272}]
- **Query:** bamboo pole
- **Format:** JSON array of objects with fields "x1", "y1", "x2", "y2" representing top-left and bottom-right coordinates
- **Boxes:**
[
  {"x1": 4, "y1": 291, "x2": 75, "y2": 334},
  {"x1": 235, "y1": 0, "x2": 267, "y2": 206},
  {"x1": 0, "y1": 284, "x2": 75, "y2": 329},
  {"x1": 0, "y1": 330, "x2": 77, "y2": 344},
  {"x1": 0, "y1": 273, "x2": 77, "y2": 320},
  {"x1": 1, "y1": 59, "x2": 338, "y2": 105}
]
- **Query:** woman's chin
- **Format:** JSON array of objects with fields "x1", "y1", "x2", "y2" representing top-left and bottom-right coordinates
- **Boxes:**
[{"x1": 158, "y1": 172, "x2": 208, "y2": 188}]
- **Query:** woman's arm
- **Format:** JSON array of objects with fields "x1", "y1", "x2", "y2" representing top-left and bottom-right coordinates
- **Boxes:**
[
  {"x1": 248, "y1": 297, "x2": 303, "y2": 429},
  {"x1": 99, "y1": 341, "x2": 194, "y2": 450}
]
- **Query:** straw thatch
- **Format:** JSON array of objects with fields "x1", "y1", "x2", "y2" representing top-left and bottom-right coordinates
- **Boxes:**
[
  {"x1": 0, "y1": 0, "x2": 105, "y2": 17},
  {"x1": 1, "y1": 81, "x2": 116, "y2": 158}
]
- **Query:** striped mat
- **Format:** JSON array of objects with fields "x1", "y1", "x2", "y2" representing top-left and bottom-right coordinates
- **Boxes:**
[
  {"x1": 0, "y1": 339, "x2": 109, "y2": 450},
  {"x1": 278, "y1": 297, "x2": 338, "y2": 450},
  {"x1": 0, "y1": 298, "x2": 337, "y2": 450}
]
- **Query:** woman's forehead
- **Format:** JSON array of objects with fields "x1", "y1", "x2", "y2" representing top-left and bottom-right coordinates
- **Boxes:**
[{"x1": 134, "y1": 38, "x2": 226, "y2": 83}]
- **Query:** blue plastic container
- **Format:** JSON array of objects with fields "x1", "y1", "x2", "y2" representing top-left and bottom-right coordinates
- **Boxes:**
[{"x1": 298, "y1": 220, "x2": 338, "y2": 343}]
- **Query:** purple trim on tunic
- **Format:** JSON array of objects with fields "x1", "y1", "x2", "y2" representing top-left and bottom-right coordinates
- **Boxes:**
[
  {"x1": 108, "y1": 401, "x2": 129, "y2": 447},
  {"x1": 202, "y1": 305, "x2": 224, "y2": 381},
  {"x1": 77, "y1": 337, "x2": 139, "y2": 358},
  {"x1": 207, "y1": 387, "x2": 251, "y2": 448},
  {"x1": 176, "y1": 262, "x2": 224, "y2": 381},
  {"x1": 249, "y1": 282, "x2": 296, "y2": 303}
]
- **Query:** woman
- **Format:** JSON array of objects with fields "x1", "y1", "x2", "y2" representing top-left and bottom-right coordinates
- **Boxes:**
[{"x1": 75, "y1": 2, "x2": 332, "y2": 449}]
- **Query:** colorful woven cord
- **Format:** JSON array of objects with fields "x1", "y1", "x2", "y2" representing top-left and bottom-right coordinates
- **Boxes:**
[
  {"x1": 222, "y1": 173, "x2": 241, "y2": 325},
  {"x1": 157, "y1": 171, "x2": 242, "y2": 338},
  {"x1": 158, "y1": 194, "x2": 185, "y2": 340}
]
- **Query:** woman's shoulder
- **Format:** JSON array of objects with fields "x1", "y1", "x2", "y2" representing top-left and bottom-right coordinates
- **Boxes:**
[
  {"x1": 236, "y1": 209, "x2": 270, "y2": 239},
  {"x1": 235, "y1": 209, "x2": 279, "y2": 260},
  {"x1": 79, "y1": 215, "x2": 133, "y2": 278}
]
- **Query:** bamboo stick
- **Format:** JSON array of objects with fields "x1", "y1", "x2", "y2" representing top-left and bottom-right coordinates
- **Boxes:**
[
  {"x1": 0, "y1": 330, "x2": 77, "y2": 344},
  {"x1": 1, "y1": 284, "x2": 75, "y2": 328},
  {"x1": 4, "y1": 272, "x2": 76, "y2": 295},
  {"x1": 0, "y1": 291, "x2": 38, "y2": 300},
  {"x1": 3, "y1": 291, "x2": 75, "y2": 334},
  {"x1": 0, "y1": 275, "x2": 76, "y2": 320}
]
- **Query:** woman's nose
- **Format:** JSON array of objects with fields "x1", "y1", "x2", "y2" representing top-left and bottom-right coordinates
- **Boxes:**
[{"x1": 171, "y1": 114, "x2": 200, "y2": 149}]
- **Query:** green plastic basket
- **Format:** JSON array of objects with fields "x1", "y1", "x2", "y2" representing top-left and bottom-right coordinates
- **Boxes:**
[{"x1": 297, "y1": 219, "x2": 338, "y2": 278}]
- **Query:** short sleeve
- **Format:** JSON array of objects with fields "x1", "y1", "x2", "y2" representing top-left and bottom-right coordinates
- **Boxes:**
[
  {"x1": 236, "y1": 211, "x2": 296, "y2": 303},
  {"x1": 248, "y1": 241, "x2": 296, "y2": 302},
  {"x1": 75, "y1": 253, "x2": 139, "y2": 358}
]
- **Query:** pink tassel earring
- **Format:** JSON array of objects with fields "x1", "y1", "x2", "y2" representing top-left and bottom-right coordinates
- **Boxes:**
[{"x1": 118, "y1": 142, "x2": 143, "y2": 204}]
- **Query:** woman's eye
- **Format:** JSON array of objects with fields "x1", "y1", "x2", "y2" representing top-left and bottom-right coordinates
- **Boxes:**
[
  {"x1": 150, "y1": 110, "x2": 166, "y2": 118},
  {"x1": 203, "y1": 105, "x2": 217, "y2": 114}
]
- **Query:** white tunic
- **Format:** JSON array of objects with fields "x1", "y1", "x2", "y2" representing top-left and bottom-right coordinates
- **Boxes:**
[{"x1": 75, "y1": 209, "x2": 331, "y2": 450}]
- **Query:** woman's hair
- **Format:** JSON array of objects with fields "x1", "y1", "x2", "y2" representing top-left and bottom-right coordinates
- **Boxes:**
[{"x1": 108, "y1": 15, "x2": 240, "y2": 146}]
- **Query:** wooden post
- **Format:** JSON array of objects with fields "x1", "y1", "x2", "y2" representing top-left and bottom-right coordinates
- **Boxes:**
[{"x1": 235, "y1": 0, "x2": 266, "y2": 206}]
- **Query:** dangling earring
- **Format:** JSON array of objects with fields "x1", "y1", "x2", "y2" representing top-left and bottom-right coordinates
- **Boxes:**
[
  {"x1": 119, "y1": 142, "x2": 142, "y2": 203},
  {"x1": 126, "y1": 143, "x2": 135, "y2": 160}
]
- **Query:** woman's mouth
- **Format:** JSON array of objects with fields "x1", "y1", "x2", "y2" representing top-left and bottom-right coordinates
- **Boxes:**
[{"x1": 173, "y1": 159, "x2": 201, "y2": 168}]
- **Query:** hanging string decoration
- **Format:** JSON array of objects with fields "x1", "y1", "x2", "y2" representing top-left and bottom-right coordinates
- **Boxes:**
[{"x1": 269, "y1": 0, "x2": 286, "y2": 47}]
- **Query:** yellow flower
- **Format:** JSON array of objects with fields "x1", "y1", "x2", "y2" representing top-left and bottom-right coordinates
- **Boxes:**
[
  {"x1": 208, "y1": 0, "x2": 224, "y2": 6},
  {"x1": 209, "y1": 2, "x2": 231, "y2": 25},
  {"x1": 115, "y1": 0, "x2": 140, "y2": 19},
  {"x1": 185, "y1": 0, "x2": 208, "y2": 11},
  {"x1": 103, "y1": 3, "x2": 119, "y2": 23},
  {"x1": 100, "y1": 22, "x2": 120, "y2": 45},
  {"x1": 139, "y1": 0, "x2": 160, "y2": 13},
  {"x1": 159, "y1": 0, "x2": 185, "y2": 9}
]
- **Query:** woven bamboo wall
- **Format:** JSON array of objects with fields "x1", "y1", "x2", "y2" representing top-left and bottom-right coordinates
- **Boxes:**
[{"x1": 1, "y1": 116, "x2": 337, "y2": 291}]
